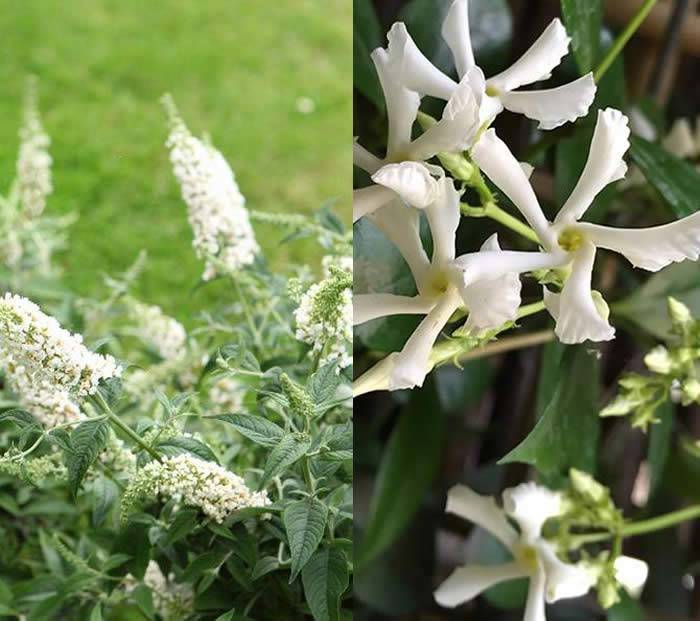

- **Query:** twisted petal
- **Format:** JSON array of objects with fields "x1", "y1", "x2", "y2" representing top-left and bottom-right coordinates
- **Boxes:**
[
  {"x1": 353, "y1": 139, "x2": 383, "y2": 175},
  {"x1": 456, "y1": 235, "x2": 523, "y2": 333},
  {"x1": 390, "y1": 290, "x2": 461, "y2": 390},
  {"x1": 387, "y1": 22, "x2": 457, "y2": 100},
  {"x1": 409, "y1": 72, "x2": 482, "y2": 160},
  {"x1": 425, "y1": 177, "x2": 461, "y2": 266},
  {"x1": 441, "y1": 0, "x2": 475, "y2": 79},
  {"x1": 537, "y1": 541, "x2": 594, "y2": 603},
  {"x1": 555, "y1": 108, "x2": 630, "y2": 224},
  {"x1": 453, "y1": 247, "x2": 566, "y2": 286},
  {"x1": 499, "y1": 74, "x2": 595, "y2": 131},
  {"x1": 614, "y1": 556, "x2": 648, "y2": 598},
  {"x1": 369, "y1": 199, "x2": 432, "y2": 291},
  {"x1": 352, "y1": 353, "x2": 396, "y2": 397},
  {"x1": 488, "y1": 19, "x2": 571, "y2": 92},
  {"x1": 579, "y1": 212, "x2": 700, "y2": 271},
  {"x1": 372, "y1": 161, "x2": 439, "y2": 208},
  {"x1": 524, "y1": 566, "x2": 547, "y2": 621},
  {"x1": 372, "y1": 48, "x2": 422, "y2": 159},
  {"x1": 502, "y1": 482, "x2": 562, "y2": 542},
  {"x1": 434, "y1": 563, "x2": 527, "y2": 608},
  {"x1": 444, "y1": 484, "x2": 518, "y2": 549},
  {"x1": 544, "y1": 241, "x2": 615, "y2": 344},
  {"x1": 662, "y1": 118, "x2": 698, "y2": 159},
  {"x1": 353, "y1": 185, "x2": 395, "y2": 223},
  {"x1": 354, "y1": 293, "x2": 435, "y2": 326},
  {"x1": 471, "y1": 129, "x2": 554, "y2": 247}
]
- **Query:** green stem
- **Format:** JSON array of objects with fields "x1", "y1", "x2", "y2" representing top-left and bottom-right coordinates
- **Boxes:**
[
  {"x1": 92, "y1": 393, "x2": 161, "y2": 461},
  {"x1": 593, "y1": 0, "x2": 658, "y2": 83},
  {"x1": 231, "y1": 276, "x2": 260, "y2": 347},
  {"x1": 461, "y1": 202, "x2": 540, "y2": 245}
]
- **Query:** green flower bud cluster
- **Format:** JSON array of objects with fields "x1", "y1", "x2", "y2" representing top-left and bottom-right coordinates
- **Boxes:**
[
  {"x1": 0, "y1": 450, "x2": 66, "y2": 483},
  {"x1": 601, "y1": 297, "x2": 700, "y2": 430}
]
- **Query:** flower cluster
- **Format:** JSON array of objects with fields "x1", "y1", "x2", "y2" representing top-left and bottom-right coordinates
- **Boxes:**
[
  {"x1": 0, "y1": 293, "x2": 121, "y2": 425},
  {"x1": 128, "y1": 300, "x2": 187, "y2": 361},
  {"x1": 163, "y1": 95, "x2": 259, "y2": 281},
  {"x1": 126, "y1": 561, "x2": 194, "y2": 621},
  {"x1": 16, "y1": 78, "x2": 53, "y2": 219},
  {"x1": 122, "y1": 453, "x2": 269, "y2": 523},
  {"x1": 353, "y1": 0, "x2": 700, "y2": 395},
  {"x1": 295, "y1": 264, "x2": 353, "y2": 370},
  {"x1": 208, "y1": 376, "x2": 244, "y2": 415}
]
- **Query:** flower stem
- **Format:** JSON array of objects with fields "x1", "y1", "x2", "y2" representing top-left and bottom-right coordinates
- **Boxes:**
[
  {"x1": 231, "y1": 275, "x2": 260, "y2": 348},
  {"x1": 461, "y1": 202, "x2": 540, "y2": 245},
  {"x1": 593, "y1": 0, "x2": 658, "y2": 82}
]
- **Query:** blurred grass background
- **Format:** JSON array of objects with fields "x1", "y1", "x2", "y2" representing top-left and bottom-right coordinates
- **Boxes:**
[{"x1": 0, "y1": 0, "x2": 351, "y2": 322}]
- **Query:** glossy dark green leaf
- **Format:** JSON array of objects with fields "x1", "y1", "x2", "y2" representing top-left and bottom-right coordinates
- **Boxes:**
[
  {"x1": 353, "y1": 0, "x2": 384, "y2": 109},
  {"x1": 301, "y1": 547, "x2": 349, "y2": 621},
  {"x1": 357, "y1": 383, "x2": 446, "y2": 566},
  {"x1": 500, "y1": 346, "x2": 600, "y2": 482},
  {"x1": 561, "y1": 0, "x2": 602, "y2": 74},
  {"x1": 283, "y1": 497, "x2": 329, "y2": 581},
  {"x1": 630, "y1": 135, "x2": 700, "y2": 218}
]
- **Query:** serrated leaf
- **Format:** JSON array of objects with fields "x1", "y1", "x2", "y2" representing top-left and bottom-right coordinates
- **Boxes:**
[
  {"x1": 301, "y1": 547, "x2": 349, "y2": 621},
  {"x1": 261, "y1": 435, "x2": 311, "y2": 486},
  {"x1": 92, "y1": 475, "x2": 118, "y2": 526},
  {"x1": 500, "y1": 346, "x2": 600, "y2": 483},
  {"x1": 561, "y1": 0, "x2": 602, "y2": 74},
  {"x1": 284, "y1": 498, "x2": 329, "y2": 581},
  {"x1": 308, "y1": 363, "x2": 342, "y2": 406},
  {"x1": 215, "y1": 414, "x2": 284, "y2": 447},
  {"x1": 66, "y1": 419, "x2": 109, "y2": 497},
  {"x1": 157, "y1": 436, "x2": 218, "y2": 463},
  {"x1": 0, "y1": 408, "x2": 37, "y2": 428},
  {"x1": 630, "y1": 135, "x2": 700, "y2": 218}
]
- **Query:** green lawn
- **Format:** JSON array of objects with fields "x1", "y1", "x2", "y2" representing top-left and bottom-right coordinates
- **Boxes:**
[{"x1": 0, "y1": 0, "x2": 351, "y2": 322}]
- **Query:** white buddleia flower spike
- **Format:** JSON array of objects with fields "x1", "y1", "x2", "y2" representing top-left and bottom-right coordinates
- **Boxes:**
[
  {"x1": 128, "y1": 301, "x2": 187, "y2": 361},
  {"x1": 125, "y1": 561, "x2": 194, "y2": 620},
  {"x1": 385, "y1": 2, "x2": 595, "y2": 130},
  {"x1": 163, "y1": 95, "x2": 259, "y2": 281},
  {"x1": 472, "y1": 107, "x2": 700, "y2": 344},
  {"x1": 434, "y1": 482, "x2": 594, "y2": 614}
]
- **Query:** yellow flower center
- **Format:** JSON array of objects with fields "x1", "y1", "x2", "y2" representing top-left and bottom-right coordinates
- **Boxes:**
[
  {"x1": 514, "y1": 544, "x2": 539, "y2": 571},
  {"x1": 428, "y1": 269, "x2": 451, "y2": 296},
  {"x1": 557, "y1": 227, "x2": 585, "y2": 252},
  {"x1": 485, "y1": 85, "x2": 500, "y2": 97}
]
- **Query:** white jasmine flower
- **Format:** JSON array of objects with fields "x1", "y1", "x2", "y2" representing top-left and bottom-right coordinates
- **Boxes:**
[
  {"x1": 662, "y1": 118, "x2": 699, "y2": 160},
  {"x1": 434, "y1": 482, "x2": 595, "y2": 618},
  {"x1": 129, "y1": 301, "x2": 187, "y2": 361},
  {"x1": 613, "y1": 555, "x2": 648, "y2": 599},
  {"x1": 0, "y1": 294, "x2": 121, "y2": 407},
  {"x1": 16, "y1": 78, "x2": 53, "y2": 219},
  {"x1": 295, "y1": 266, "x2": 352, "y2": 370},
  {"x1": 386, "y1": 0, "x2": 595, "y2": 130},
  {"x1": 164, "y1": 97, "x2": 259, "y2": 280},
  {"x1": 122, "y1": 454, "x2": 269, "y2": 524},
  {"x1": 471, "y1": 108, "x2": 700, "y2": 344}
]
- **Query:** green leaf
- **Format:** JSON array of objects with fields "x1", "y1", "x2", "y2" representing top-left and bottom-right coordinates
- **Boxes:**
[
  {"x1": 89, "y1": 603, "x2": 103, "y2": 621},
  {"x1": 215, "y1": 414, "x2": 284, "y2": 447},
  {"x1": 614, "y1": 262, "x2": 700, "y2": 339},
  {"x1": 163, "y1": 508, "x2": 200, "y2": 546},
  {"x1": 434, "y1": 361, "x2": 494, "y2": 414},
  {"x1": 110, "y1": 523, "x2": 150, "y2": 579},
  {"x1": 284, "y1": 497, "x2": 329, "y2": 581},
  {"x1": 607, "y1": 591, "x2": 644, "y2": 621},
  {"x1": 65, "y1": 419, "x2": 109, "y2": 497},
  {"x1": 0, "y1": 408, "x2": 37, "y2": 428},
  {"x1": 251, "y1": 556, "x2": 280, "y2": 581},
  {"x1": 357, "y1": 383, "x2": 446, "y2": 566},
  {"x1": 157, "y1": 436, "x2": 218, "y2": 463},
  {"x1": 648, "y1": 401, "x2": 673, "y2": 497},
  {"x1": 307, "y1": 363, "x2": 342, "y2": 406},
  {"x1": 92, "y1": 475, "x2": 119, "y2": 526},
  {"x1": 301, "y1": 547, "x2": 349, "y2": 621},
  {"x1": 182, "y1": 548, "x2": 229, "y2": 582},
  {"x1": 630, "y1": 135, "x2": 700, "y2": 218},
  {"x1": 500, "y1": 346, "x2": 601, "y2": 482},
  {"x1": 353, "y1": 22, "x2": 383, "y2": 109},
  {"x1": 261, "y1": 435, "x2": 311, "y2": 485},
  {"x1": 561, "y1": 0, "x2": 602, "y2": 74}
]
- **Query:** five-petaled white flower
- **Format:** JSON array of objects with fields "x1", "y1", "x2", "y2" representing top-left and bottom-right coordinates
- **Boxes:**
[
  {"x1": 470, "y1": 107, "x2": 700, "y2": 344},
  {"x1": 434, "y1": 482, "x2": 595, "y2": 620},
  {"x1": 386, "y1": 0, "x2": 595, "y2": 132}
]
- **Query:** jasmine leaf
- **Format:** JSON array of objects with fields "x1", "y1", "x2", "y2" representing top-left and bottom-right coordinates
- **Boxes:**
[
  {"x1": 284, "y1": 497, "x2": 329, "y2": 581},
  {"x1": 301, "y1": 547, "x2": 349, "y2": 621},
  {"x1": 561, "y1": 0, "x2": 602, "y2": 74}
]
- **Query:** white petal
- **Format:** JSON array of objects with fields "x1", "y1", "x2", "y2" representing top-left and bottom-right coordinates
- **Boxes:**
[
  {"x1": 499, "y1": 73, "x2": 596, "y2": 131},
  {"x1": 368, "y1": 199, "x2": 432, "y2": 291},
  {"x1": 524, "y1": 566, "x2": 547, "y2": 621},
  {"x1": 488, "y1": 19, "x2": 571, "y2": 92},
  {"x1": 614, "y1": 556, "x2": 648, "y2": 598},
  {"x1": 353, "y1": 139, "x2": 383, "y2": 175},
  {"x1": 628, "y1": 107, "x2": 657, "y2": 142},
  {"x1": 434, "y1": 563, "x2": 527, "y2": 608},
  {"x1": 386, "y1": 22, "x2": 457, "y2": 100},
  {"x1": 520, "y1": 162, "x2": 534, "y2": 179},
  {"x1": 555, "y1": 108, "x2": 630, "y2": 224},
  {"x1": 502, "y1": 482, "x2": 562, "y2": 542},
  {"x1": 353, "y1": 185, "x2": 395, "y2": 223},
  {"x1": 409, "y1": 72, "x2": 482, "y2": 160},
  {"x1": 479, "y1": 93, "x2": 505, "y2": 126},
  {"x1": 441, "y1": 0, "x2": 475, "y2": 79},
  {"x1": 354, "y1": 293, "x2": 436, "y2": 326},
  {"x1": 663, "y1": 118, "x2": 698, "y2": 159},
  {"x1": 425, "y1": 177, "x2": 461, "y2": 266},
  {"x1": 352, "y1": 353, "x2": 397, "y2": 397},
  {"x1": 444, "y1": 484, "x2": 519, "y2": 549},
  {"x1": 579, "y1": 212, "x2": 700, "y2": 271},
  {"x1": 457, "y1": 235, "x2": 523, "y2": 332},
  {"x1": 390, "y1": 290, "x2": 461, "y2": 389},
  {"x1": 371, "y1": 48, "x2": 422, "y2": 159},
  {"x1": 546, "y1": 241, "x2": 615, "y2": 344},
  {"x1": 452, "y1": 247, "x2": 566, "y2": 286},
  {"x1": 471, "y1": 129, "x2": 555, "y2": 247},
  {"x1": 537, "y1": 541, "x2": 594, "y2": 603},
  {"x1": 372, "y1": 161, "x2": 439, "y2": 208}
]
